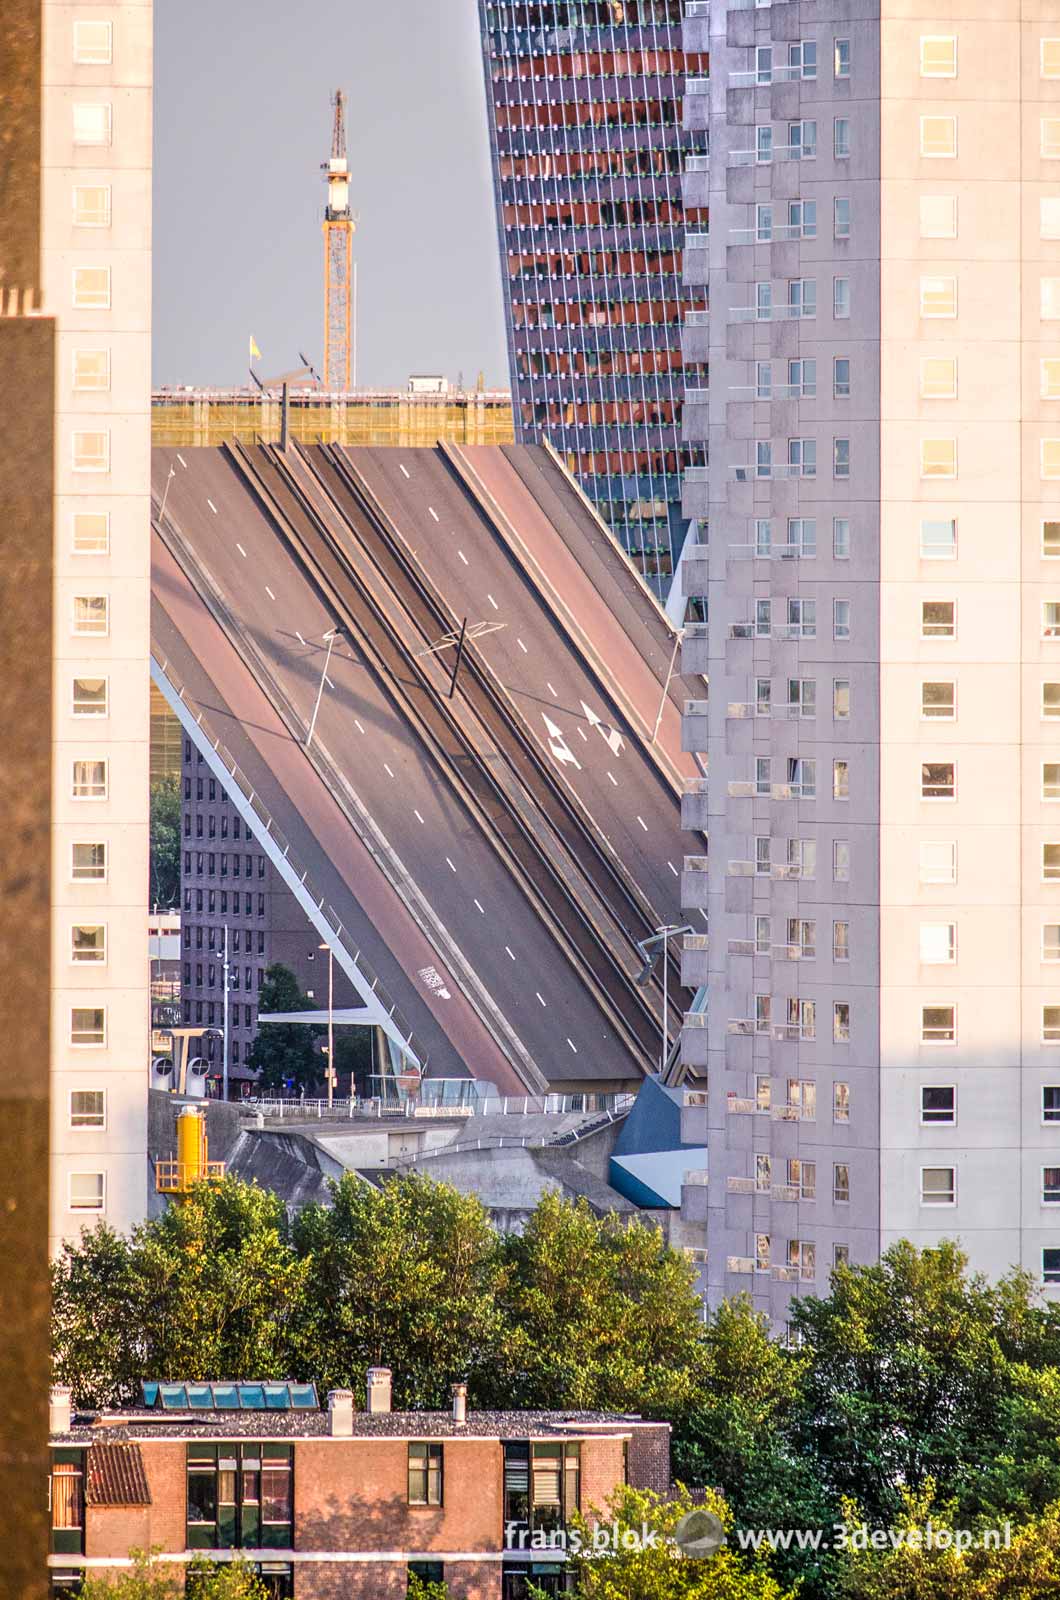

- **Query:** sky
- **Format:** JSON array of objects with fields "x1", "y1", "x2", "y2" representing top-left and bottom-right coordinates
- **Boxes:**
[{"x1": 153, "y1": 0, "x2": 509, "y2": 391}]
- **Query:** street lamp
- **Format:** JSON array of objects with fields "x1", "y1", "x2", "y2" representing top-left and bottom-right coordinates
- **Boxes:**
[
  {"x1": 636, "y1": 923, "x2": 694, "y2": 1076},
  {"x1": 306, "y1": 625, "x2": 344, "y2": 750}
]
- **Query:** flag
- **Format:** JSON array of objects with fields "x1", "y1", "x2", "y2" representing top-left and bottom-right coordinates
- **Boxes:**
[{"x1": 249, "y1": 335, "x2": 262, "y2": 362}]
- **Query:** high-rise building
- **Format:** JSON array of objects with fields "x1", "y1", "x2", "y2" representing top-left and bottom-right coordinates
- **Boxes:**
[
  {"x1": 43, "y1": 0, "x2": 151, "y2": 1249},
  {"x1": 679, "y1": 0, "x2": 1060, "y2": 1318},
  {"x1": 477, "y1": 0, "x2": 709, "y2": 592}
]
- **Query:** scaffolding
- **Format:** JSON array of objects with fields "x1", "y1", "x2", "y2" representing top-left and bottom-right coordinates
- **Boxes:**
[{"x1": 151, "y1": 388, "x2": 515, "y2": 450}]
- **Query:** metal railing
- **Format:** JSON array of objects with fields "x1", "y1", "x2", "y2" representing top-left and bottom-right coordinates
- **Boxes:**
[{"x1": 155, "y1": 1159, "x2": 227, "y2": 1192}]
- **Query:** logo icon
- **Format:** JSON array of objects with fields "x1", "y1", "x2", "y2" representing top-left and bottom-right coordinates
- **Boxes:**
[{"x1": 673, "y1": 1509, "x2": 726, "y2": 1559}]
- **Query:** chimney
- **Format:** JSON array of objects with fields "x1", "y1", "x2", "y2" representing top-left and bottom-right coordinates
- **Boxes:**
[
  {"x1": 366, "y1": 1366, "x2": 392, "y2": 1414},
  {"x1": 452, "y1": 1382, "x2": 467, "y2": 1426},
  {"x1": 49, "y1": 1386, "x2": 73, "y2": 1435},
  {"x1": 328, "y1": 1388, "x2": 354, "y2": 1437}
]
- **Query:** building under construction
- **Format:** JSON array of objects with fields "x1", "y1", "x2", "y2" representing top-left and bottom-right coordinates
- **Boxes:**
[{"x1": 152, "y1": 385, "x2": 515, "y2": 450}]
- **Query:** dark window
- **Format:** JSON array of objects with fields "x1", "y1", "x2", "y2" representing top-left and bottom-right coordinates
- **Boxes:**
[
  {"x1": 208, "y1": 815, "x2": 216, "y2": 840},
  {"x1": 501, "y1": 1566, "x2": 569, "y2": 1600},
  {"x1": 195, "y1": 852, "x2": 203, "y2": 875},
  {"x1": 221, "y1": 853, "x2": 229, "y2": 878},
  {"x1": 49, "y1": 1455, "x2": 85, "y2": 1555},
  {"x1": 209, "y1": 778, "x2": 216, "y2": 801},
  {"x1": 234, "y1": 816, "x2": 241, "y2": 840},
  {"x1": 185, "y1": 739, "x2": 192, "y2": 761},
  {"x1": 409, "y1": 1564, "x2": 444, "y2": 1591},
  {"x1": 408, "y1": 1442, "x2": 443, "y2": 1505},
  {"x1": 921, "y1": 1086, "x2": 955, "y2": 1124},
  {"x1": 233, "y1": 930, "x2": 242, "y2": 953},
  {"x1": 196, "y1": 815, "x2": 203, "y2": 838},
  {"x1": 246, "y1": 854, "x2": 253, "y2": 877},
  {"x1": 503, "y1": 1442, "x2": 580, "y2": 1538},
  {"x1": 233, "y1": 854, "x2": 240, "y2": 878},
  {"x1": 244, "y1": 1005, "x2": 253, "y2": 1027},
  {"x1": 1046, "y1": 1087, "x2": 1060, "y2": 1123},
  {"x1": 258, "y1": 931, "x2": 265, "y2": 955},
  {"x1": 184, "y1": 851, "x2": 191, "y2": 875},
  {"x1": 183, "y1": 927, "x2": 191, "y2": 949},
  {"x1": 183, "y1": 814, "x2": 191, "y2": 838},
  {"x1": 221, "y1": 815, "x2": 229, "y2": 838},
  {"x1": 257, "y1": 894, "x2": 265, "y2": 917},
  {"x1": 208, "y1": 890, "x2": 216, "y2": 914},
  {"x1": 184, "y1": 776, "x2": 191, "y2": 800},
  {"x1": 258, "y1": 856, "x2": 266, "y2": 879},
  {"x1": 207, "y1": 853, "x2": 215, "y2": 876},
  {"x1": 221, "y1": 892, "x2": 228, "y2": 913},
  {"x1": 186, "y1": 1444, "x2": 292, "y2": 1550},
  {"x1": 196, "y1": 777, "x2": 204, "y2": 800}
]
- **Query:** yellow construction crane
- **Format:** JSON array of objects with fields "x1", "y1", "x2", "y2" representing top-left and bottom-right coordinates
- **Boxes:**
[{"x1": 322, "y1": 89, "x2": 356, "y2": 390}]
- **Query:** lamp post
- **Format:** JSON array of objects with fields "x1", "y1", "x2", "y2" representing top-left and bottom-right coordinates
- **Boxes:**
[
  {"x1": 651, "y1": 629, "x2": 684, "y2": 745},
  {"x1": 636, "y1": 923, "x2": 694, "y2": 1076},
  {"x1": 221, "y1": 924, "x2": 230, "y2": 1103},
  {"x1": 306, "y1": 626, "x2": 343, "y2": 750}
]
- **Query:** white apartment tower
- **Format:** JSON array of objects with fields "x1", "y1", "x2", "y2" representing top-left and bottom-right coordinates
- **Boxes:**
[
  {"x1": 679, "y1": 0, "x2": 1060, "y2": 1314},
  {"x1": 42, "y1": 0, "x2": 151, "y2": 1248}
]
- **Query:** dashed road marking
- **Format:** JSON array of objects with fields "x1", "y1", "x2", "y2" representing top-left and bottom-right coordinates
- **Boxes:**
[
  {"x1": 474, "y1": 898, "x2": 485, "y2": 914},
  {"x1": 383, "y1": 763, "x2": 395, "y2": 777},
  {"x1": 265, "y1": 585, "x2": 275, "y2": 600},
  {"x1": 399, "y1": 463, "x2": 410, "y2": 479},
  {"x1": 446, "y1": 857, "x2": 457, "y2": 872},
  {"x1": 487, "y1": 594, "x2": 498, "y2": 609},
  {"x1": 176, "y1": 453, "x2": 187, "y2": 469},
  {"x1": 536, "y1": 991, "x2": 547, "y2": 1007},
  {"x1": 567, "y1": 1038, "x2": 578, "y2": 1054},
  {"x1": 517, "y1": 638, "x2": 528, "y2": 653},
  {"x1": 207, "y1": 498, "x2": 218, "y2": 514},
  {"x1": 413, "y1": 809, "x2": 425, "y2": 824},
  {"x1": 607, "y1": 771, "x2": 618, "y2": 786},
  {"x1": 295, "y1": 631, "x2": 306, "y2": 645},
  {"x1": 546, "y1": 682, "x2": 557, "y2": 697},
  {"x1": 505, "y1": 945, "x2": 516, "y2": 960},
  {"x1": 354, "y1": 718, "x2": 365, "y2": 733},
  {"x1": 458, "y1": 550, "x2": 469, "y2": 565},
  {"x1": 428, "y1": 506, "x2": 439, "y2": 522},
  {"x1": 577, "y1": 727, "x2": 588, "y2": 742},
  {"x1": 637, "y1": 815, "x2": 648, "y2": 832},
  {"x1": 236, "y1": 543, "x2": 247, "y2": 559},
  {"x1": 668, "y1": 860, "x2": 679, "y2": 877}
]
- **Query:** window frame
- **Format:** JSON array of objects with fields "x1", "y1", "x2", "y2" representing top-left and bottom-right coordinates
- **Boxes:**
[
  {"x1": 69, "y1": 1089, "x2": 106, "y2": 1131},
  {"x1": 920, "y1": 1084, "x2": 957, "y2": 1125},
  {"x1": 68, "y1": 1170, "x2": 106, "y2": 1212},
  {"x1": 919, "y1": 35, "x2": 958, "y2": 77},
  {"x1": 920, "y1": 1165, "x2": 957, "y2": 1206}
]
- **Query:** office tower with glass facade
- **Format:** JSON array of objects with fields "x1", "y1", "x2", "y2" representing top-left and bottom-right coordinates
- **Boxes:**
[{"x1": 477, "y1": 0, "x2": 709, "y2": 592}]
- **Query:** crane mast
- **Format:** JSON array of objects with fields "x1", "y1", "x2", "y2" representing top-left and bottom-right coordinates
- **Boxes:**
[{"x1": 322, "y1": 89, "x2": 355, "y2": 389}]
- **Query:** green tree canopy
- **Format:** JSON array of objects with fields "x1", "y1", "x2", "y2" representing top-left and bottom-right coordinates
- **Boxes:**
[
  {"x1": 246, "y1": 963, "x2": 322, "y2": 1092},
  {"x1": 149, "y1": 774, "x2": 181, "y2": 909}
]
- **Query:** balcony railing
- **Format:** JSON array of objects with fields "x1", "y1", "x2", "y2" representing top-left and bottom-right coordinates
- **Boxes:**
[
  {"x1": 772, "y1": 1103, "x2": 816, "y2": 1122},
  {"x1": 726, "y1": 860, "x2": 754, "y2": 877},
  {"x1": 685, "y1": 230, "x2": 710, "y2": 248},
  {"x1": 726, "y1": 779, "x2": 755, "y2": 798},
  {"x1": 727, "y1": 938, "x2": 755, "y2": 956},
  {"x1": 684, "y1": 309, "x2": 710, "y2": 326},
  {"x1": 685, "y1": 76, "x2": 710, "y2": 93},
  {"x1": 726, "y1": 702, "x2": 753, "y2": 719},
  {"x1": 685, "y1": 154, "x2": 711, "y2": 172},
  {"x1": 727, "y1": 1256, "x2": 755, "y2": 1274},
  {"x1": 728, "y1": 1176, "x2": 769, "y2": 1195},
  {"x1": 684, "y1": 386, "x2": 709, "y2": 403},
  {"x1": 726, "y1": 1094, "x2": 756, "y2": 1114},
  {"x1": 727, "y1": 1018, "x2": 755, "y2": 1035}
]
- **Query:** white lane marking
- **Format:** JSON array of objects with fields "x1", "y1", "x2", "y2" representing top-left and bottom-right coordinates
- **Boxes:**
[
  {"x1": 265, "y1": 585, "x2": 275, "y2": 600},
  {"x1": 383, "y1": 763, "x2": 395, "y2": 777},
  {"x1": 399, "y1": 463, "x2": 410, "y2": 479},
  {"x1": 176, "y1": 453, "x2": 187, "y2": 469},
  {"x1": 458, "y1": 549, "x2": 469, "y2": 565},
  {"x1": 536, "y1": 991, "x2": 547, "y2": 1007},
  {"x1": 295, "y1": 631, "x2": 306, "y2": 645},
  {"x1": 637, "y1": 815, "x2": 648, "y2": 832},
  {"x1": 428, "y1": 506, "x2": 439, "y2": 522},
  {"x1": 207, "y1": 498, "x2": 218, "y2": 514},
  {"x1": 577, "y1": 727, "x2": 588, "y2": 742},
  {"x1": 323, "y1": 674, "x2": 334, "y2": 689},
  {"x1": 413, "y1": 809, "x2": 425, "y2": 824},
  {"x1": 542, "y1": 713, "x2": 582, "y2": 770},
  {"x1": 474, "y1": 898, "x2": 485, "y2": 914},
  {"x1": 487, "y1": 594, "x2": 498, "y2": 610},
  {"x1": 607, "y1": 771, "x2": 618, "y2": 786},
  {"x1": 236, "y1": 543, "x2": 247, "y2": 559},
  {"x1": 505, "y1": 945, "x2": 516, "y2": 960},
  {"x1": 517, "y1": 638, "x2": 528, "y2": 653},
  {"x1": 354, "y1": 718, "x2": 365, "y2": 734},
  {"x1": 546, "y1": 682, "x2": 557, "y2": 697},
  {"x1": 668, "y1": 861, "x2": 679, "y2": 877},
  {"x1": 567, "y1": 1038, "x2": 578, "y2": 1054},
  {"x1": 446, "y1": 857, "x2": 457, "y2": 872},
  {"x1": 582, "y1": 700, "x2": 626, "y2": 758}
]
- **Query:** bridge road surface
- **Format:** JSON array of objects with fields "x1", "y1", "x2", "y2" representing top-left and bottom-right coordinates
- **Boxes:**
[{"x1": 153, "y1": 448, "x2": 653, "y2": 1091}]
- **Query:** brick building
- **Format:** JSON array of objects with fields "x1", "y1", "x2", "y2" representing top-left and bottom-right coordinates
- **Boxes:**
[{"x1": 47, "y1": 1372, "x2": 670, "y2": 1597}]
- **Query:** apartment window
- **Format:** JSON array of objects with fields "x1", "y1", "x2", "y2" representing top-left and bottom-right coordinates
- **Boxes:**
[
  {"x1": 1045, "y1": 281, "x2": 1060, "y2": 325},
  {"x1": 1045, "y1": 1087, "x2": 1060, "y2": 1123},
  {"x1": 72, "y1": 512, "x2": 109, "y2": 555},
  {"x1": 756, "y1": 125, "x2": 773, "y2": 164},
  {"x1": 921, "y1": 1166, "x2": 956, "y2": 1205},
  {"x1": 922, "y1": 1006, "x2": 956, "y2": 1044},
  {"x1": 71, "y1": 925, "x2": 106, "y2": 964},
  {"x1": 790, "y1": 838, "x2": 816, "y2": 878},
  {"x1": 72, "y1": 349, "x2": 111, "y2": 394},
  {"x1": 921, "y1": 116, "x2": 957, "y2": 157},
  {"x1": 833, "y1": 759, "x2": 850, "y2": 800},
  {"x1": 920, "y1": 358, "x2": 957, "y2": 400},
  {"x1": 788, "y1": 41, "x2": 817, "y2": 79},
  {"x1": 921, "y1": 1085, "x2": 956, "y2": 1125},
  {"x1": 833, "y1": 840, "x2": 850, "y2": 882},
  {"x1": 755, "y1": 283, "x2": 772, "y2": 323},
  {"x1": 1045, "y1": 119, "x2": 1060, "y2": 160},
  {"x1": 754, "y1": 915, "x2": 771, "y2": 955},
  {"x1": 922, "y1": 762, "x2": 955, "y2": 799},
  {"x1": 922, "y1": 681, "x2": 955, "y2": 719},
  {"x1": 503, "y1": 1442, "x2": 580, "y2": 1535},
  {"x1": 754, "y1": 758, "x2": 772, "y2": 798},
  {"x1": 832, "y1": 440, "x2": 850, "y2": 481},
  {"x1": 788, "y1": 120, "x2": 817, "y2": 159},
  {"x1": 755, "y1": 600, "x2": 772, "y2": 637},
  {"x1": 833, "y1": 920, "x2": 850, "y2": 961},
  {"x1": 833, "y1": 599, "x2": 851, "y2": 639},
  {"x1": 1046, "y1": 1007, "x2": 1060, "y2": 1044},
  {"x1": 1046, "y1": 926, "x2": 1060, "y2": 963},
  {"x1": 1046, "y1": 684, "x2": 1060, "y2": 721},
  {"x1": 833, "y1": 518, "x2": 850, "y2": 559},
  {"x1": 833, "y1": 1164, "x2": 850, "y2": 1204},
  {"x1": 834, "y1": 1002, "x2": 850, "y2": 1043},
  {"x1": 787, "y1": 916, "x2": 817, "y2": 957},
  {"x1": 186, "y1": 1442, "x2": 293, "y2": 1549},
  {"x1": 1044, "y1": 39, "x2": 1060, "y2": 77},
  {"x1": 754, "y1": 520, "x2": 772, "y2": 558},
  {"x1": 920, "y1": 35, "x2": 957, "y2": 75},
  {"x1": 788, "y1": 756, "x2": 816, "y2": 798},
  {"x1": 70, "y1": 1007, "x2": 105, "y2": 1048},
  {"x1": 922, "y1": 600, "x2": 955, "y2": 638},
  {"x1": 72, "y1": 101, "x2": 111, "y2": 145},
  {"x1": 756, "y1": 362, "x2": 773, "y2": 400},
  {"x1": 788, "y1": 1079, "x2": 817, "y2": 1120},
  {"x1": 788, "y1": 1158, "x2": 816, "y2": 1200},
  {"x1": 69, "y1": 1173, "x2": 105, "y2": 1214},
  {"x1": 834, "y1": 277, "x2": 850, "y2": 318},
  {"x1": 71, "y1": 760, "x2": 107, "y2": 800},
  {"x1": 1044, "y1": 198, "x2": 1060, "y2": 239},
  {"x1": 834, "y1": 37, "x2": 850, "y2": 78},
  {"x1": 920, "y1": 194, "x2": 957, "y2": 237},
  {"x1": 920, "y1": 922, "x2": 956, "y2": 964},
  {"x1": 69, "y1": 1090, "x2": 105, "y2": 1131},
  {"x1": 72, "y1": 676, "x2": 108, "y2": 718},
  {"x1": 1043, "y1": 361, "x2": 1060, "y2": 401},
  {"x1": 920, "y1": 276, "x2": 956, "y2": 318},
  {"x1": 72, "y1": 431, "x2": 110, "y2": 473},
  {"x1": 787, "y1": 199, "x2": 816, "y2": 238},
  {"x1": 756, "y1": 442, "x2": 773, "y2": 478},
  {"x1": 1045, "y1": 1169, "x2": 1060, "y2": 1206},
  {"x1": 788, "y1": 1240, "x2": 816, "y2": 1281},
  {"x1": 788, "y1": 279, "x2": 816, "y2": 319},
  {"x1": 408, "y1": 1443, "x2": 443, "y2": 1506},
  {"x1": 1046, "y1": 602, "x2": 1060, "y2": 638},
  {"x1": 919, "y1": 841, "x2": 956, "y2": 884},
  {"x1": 71, "y1": 842, "x2": 106, "y2": 881},
  {"x1": 921, "y1": 438, "x2": 956, "y2": 479},
  {"x1": 1046, "y1": 843, "x2": 1060, "y2": 879},
  {"x1": 72, "y1": 183, "x2": 111, "y2": 226},
  {"x1": 1045, "y1": 1249, "x2": 1060, "y2": 1284},
  {"x1": 754, "y1": 203, "x2": 773, "y2": 242},
  {"x1": 72, "y1": 594, "x2": 108, "y2": 635},
  {"x1": 72, "y1": 266, "x2": 111, "y2": 309},
  {"x1": 833, "y1": 118, "x2": 851, "y2": 159},
  {"x1": 834, "y1": 358, "x2": 851, "y2": 398},
  {"x1": 834, "y1": 1081, "x2": 850, "y2": 1122},
  {"x1": 789, "y1": 439, "x2": 816, "y2": 478},
  {"x1": 755, "y1": 994, "x2": 772, "y2": 1034},
  {"x1": 788, "y1": 998, "x2": 816, "y2": 1040},
  {"x1": 787, "y1": 678, "x2": 816, "y2": 717},
  {"x1": 788, "y1": 360, "x2": 816, "y2": 400},
  {"x1": 833, "y1": 679, "x2": 850, "y2": 719},
  {"x1": 755, "y1": 45, "x2": 773, "y2": 85}
]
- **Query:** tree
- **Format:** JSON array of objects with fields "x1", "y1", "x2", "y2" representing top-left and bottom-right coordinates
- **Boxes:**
[
  {"x1": 564, "y1": 1484, "x2": 796, "y2": 1600},
  {"x1": 246, "y1": 964, "x2": 322, "y2": 1092},
  {"x1": 293, "y1": 1172, "x2": 506, "y2": 1405},
  {"x1": 79, "y1": 1550, "x2": 270, "y2": 1599},
  {"x1": 149, "y1": 774, "x2": 182, "y2": 908},
  {"x1": 487, "y1": 1193, "x2": 707, "y2": 1416}
]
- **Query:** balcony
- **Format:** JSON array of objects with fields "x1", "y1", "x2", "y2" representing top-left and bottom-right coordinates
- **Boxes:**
[
  {"x1": 726, "y1": 1094, "x2": 756, "y2": 1114},
  {"x1": 727, "y1": 937, "x2": 754, "y2": 956},
  {"x1": 771, "y1": 1184, "x2": 799, "y2": 1203},
  {"x1": 684, "y1": 231, "x2": 710, "y2": 249},
  {"x1": 726, "y1": 779, "x2": 755, "y2": 798},
  {"x1": 681, "y1": 623, "x2": 708, "y2": 676},
  {"x1": 681, "y1": 776, "x2": 709, "y2": 831},
  {"x1": 682, "y1": 855, "x2": 710, "y2": 908},
  {"x1": 684, "y1": 154, "x2": 711, "y2": 173},
  {"x1": 683, "y1": 1167, "x2": 710, "y2": 1186},
  {"x1": 682, "y1": 698, "x2": 709, "y2": 752},
  {"x1": 727, "y1": 1018, "x2": 755, "y2": 1036},
  {"x1": 770, "y1": 783, "x2": 794, "y2": 800},
  {"x1": 771, "y1": 1023, "x2": 808, "y2": 1043},
  {"x1": 681, "y1": 1012, "x2": 710, "y2": 1067},
  {"x1": 727, "y1": 621, "x2": 754, "y2": 641},
  {"x1": 728, "y1": 1176, "x2": 769, "y2": 1195},
  {"x1": 727, "y1": 1256, "x2": 755, "y2": 1274},
  {"x1": 770, "y1": 863, "x2": 801, "y2": 881},
  {"x1": 685, "y1": 1, "x2": 710, "y2": 13},
  {"x1": 681, "y1": 932, "x2": 709, "y2": 986},
  {"x1": 726, "y1": 702, "x2": 753, "y2": 720},
  {"x1": 681, "y1": 545, "x2": 708, "y2": 594},
  {"x1": 772, "y1": 1264, "x2": 799, "y2": 1282},
  {"x1": 726, "y1": 860, "x2": 754, "y2": 877},
  {"x1": 771, "y1": 943, "x2": 802, "y2": 961},
  {"x1": 772, "y1": 1103, "x2": 816, "y2": 1122}
]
